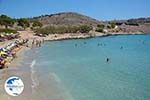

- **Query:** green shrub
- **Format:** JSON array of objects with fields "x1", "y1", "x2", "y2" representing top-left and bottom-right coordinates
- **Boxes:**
[
  {"x1": 78, "y1": 25, "x2": 92, "y2": 33},
  {"x1": 35, "y1": 25, "x2": 92, "y2": 35},
  {"x1": 17, "y1": 18, "x2": 30, "y2": 29},
  {"x1": 0, "y1": 28, "x2": 17, "y2": 33},
  {"x1": 107, "y1": 25, "x2": 111, "y2": 29},
  {"x1": 95, "y1": 28, "x2": 103, "y2": 32},
  {"x1": 109, "y1": 22, "x2": 116, "y2": 28},
  {"x1": 32, "y1": 21, "x2": 43, "y2": 28},
  {"x1": 0, "y1": 15, "x2": 15, "y2": 28},
  {"x1": 97, "y1": 24, "x2": 105, "y2": 29}
]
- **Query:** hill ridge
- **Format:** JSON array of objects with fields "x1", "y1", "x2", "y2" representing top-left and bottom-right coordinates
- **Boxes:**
[{"x1": 32, "y1": 12, "x2": 100, "y2": 26}]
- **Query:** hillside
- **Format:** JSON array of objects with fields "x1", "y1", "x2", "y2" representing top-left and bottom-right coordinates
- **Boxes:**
[
  {"x1": 110, "y1": 17, "x2": 150, "y2": 25},
  {"x1": 1, "y1": 12, "x2": 150, "y2": 34},
  {"x1": 107, "y1": 17, "x2": 150, "y2": 33},
  {"x1": 32, "y1": 12, "x2": 100, "y2": 26}
]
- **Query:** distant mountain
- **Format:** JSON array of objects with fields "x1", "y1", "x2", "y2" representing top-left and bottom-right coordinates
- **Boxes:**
[
  {"x1": 127, "y1": 17, "x2": 150, "y2": 24},
  {"x1": 32, "y1": 12, "x2": 100, "y2": 26},
  {"x1": 109, "y1": 17, "x2": 150, "y2": 33},
  {"x1": 110, "y1": 17, "x2": 150, "y2": 25}
]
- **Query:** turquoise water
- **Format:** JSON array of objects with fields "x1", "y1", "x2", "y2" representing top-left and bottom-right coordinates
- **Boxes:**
[{"x1": 25, "y1": 34, "x2": 150, "y2": 100}]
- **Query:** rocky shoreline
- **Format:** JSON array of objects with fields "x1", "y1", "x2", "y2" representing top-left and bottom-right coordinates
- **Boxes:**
[{"x1": 43, "y1": 31, "x2": 146, "y2": 41}]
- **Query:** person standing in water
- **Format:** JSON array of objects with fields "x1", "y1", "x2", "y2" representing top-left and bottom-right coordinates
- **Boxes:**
[
  {"x1": 39, "y1": 40, "x2": 42, "y2": 47},
  {"x1": 31, "y1": 39, "x2": 35, "y2": 48},
  {"x1": 75, "y1": 44, "x2": 77, "y2": 47},
  {"x1": 120, "y1": 46, "x2": 123, "y2": 49},
  {"x1": 35, "y1": 40, "x2": 39, "y2": 47},
  {"x1": 42, "y1": 38, "x2": 44, "y2": 44},
  {"x1": 106, "y1": 58, "x2": 110, "y2": 63}
]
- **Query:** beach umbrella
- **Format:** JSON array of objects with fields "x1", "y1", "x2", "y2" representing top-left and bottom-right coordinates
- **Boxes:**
[
  {"x1": 5, "y1": 46, "x2": 12, "y2": 50},
  {"x1": 2, "y1": 48, "x2": 7, "y2": 52},
  {"x1": 0, "y1": 34, "x2": 4, "y2": 37},
  {"x1": 6, "y1": 43, "x2": 16, "y2": 50},
  {"x1": 0, "y1": 51, "x2": 7, "y2": 55}
]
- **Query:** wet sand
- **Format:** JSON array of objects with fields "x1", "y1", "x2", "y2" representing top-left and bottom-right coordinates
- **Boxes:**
[
  {"x1": 0, "y1": 46, "x2": 31, "y2": 99},
  {"x1": 0, "y1": 43, "x2": 73, "y2": 100}
]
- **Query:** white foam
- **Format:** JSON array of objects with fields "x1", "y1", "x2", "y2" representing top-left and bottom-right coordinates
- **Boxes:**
[
  {"x1": 51, "y1": 72, "x2": 61, "y2": 83},
  {"x1": 30, "y1": 60, "x2": 39, "y2": 93}
]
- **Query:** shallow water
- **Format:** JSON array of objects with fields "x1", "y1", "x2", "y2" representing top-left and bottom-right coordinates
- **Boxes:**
[{"x1": 1, "y1": 34, "x2": 150, "y2": 100}]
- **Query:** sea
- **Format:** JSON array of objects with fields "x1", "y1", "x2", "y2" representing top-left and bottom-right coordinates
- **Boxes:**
[{"x1": 0, "y1": 34, "x2": 150, "y2": 100}]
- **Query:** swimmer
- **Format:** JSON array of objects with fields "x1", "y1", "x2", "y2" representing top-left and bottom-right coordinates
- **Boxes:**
[
  {"x1": 120, "y1": 46, "x2": 123, "y2": 49},
  {"x1": 142, "y1": 41, "x2": 145, "y2": 44},
  {"x1": 75, "y1": 44, "x2": 77, "y2": 47},
  {"x1": 106, "y1": 58, "x2": 110, "y2": 63}
]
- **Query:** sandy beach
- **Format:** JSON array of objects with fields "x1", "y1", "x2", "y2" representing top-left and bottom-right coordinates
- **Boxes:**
[{"x1": 0, "y1": 45, "x2": 30, "y2": 99}]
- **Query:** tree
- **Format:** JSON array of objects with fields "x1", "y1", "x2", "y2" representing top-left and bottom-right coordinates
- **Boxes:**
[
  {"x1": 32, "y1": 21, "x2": 43, "y2": 28},
  {"x1": 17, "y1": 18, "x2": 30, "y2": 29},
  {"x1": 110, "y1": 22, "x2": 116, "y2": 29},
  {"x1": 107, "y1": 25, "x2": 111, "y2": 29},
  {"x1": 0, "y1": 14, "x2": 14, "y2": 28},
  {"x1": 97, "y1": 24, "x2": 105, "y2": 29},
  {"x1": 96, "y1": 28, "x2": 103, "y2": 32},
  {"x1": 0, "y1": 28, "x2": 17, "y2": 33},
  {"x1": 96, "y1": 24, "x2": 105, "y2": 33},
  {"x1": 35, "y1": 25, "x2": 93, "y2": 35},
  {"x1": 78, "y1": 25, "x2": 92, "y2": 33}
]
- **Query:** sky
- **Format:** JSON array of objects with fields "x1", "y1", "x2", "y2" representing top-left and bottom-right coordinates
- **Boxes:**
[{"x1": 0, "y1": 0, "x2": 150, "y2": 20}]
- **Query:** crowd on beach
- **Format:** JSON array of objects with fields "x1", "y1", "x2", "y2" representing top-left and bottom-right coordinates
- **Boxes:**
[
  {"x1": 0, "y1": 32, "x2": 19, "y2": 42},
  {"x1": 31, "y1": 38, "x2": 44, "y2": 48},
  {"x1": 0, "y1": 39, "x2": 26, "y2": 69},
  {"x1": 0, "y1": 38, "x2": 44, "y2": 69}
]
